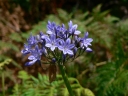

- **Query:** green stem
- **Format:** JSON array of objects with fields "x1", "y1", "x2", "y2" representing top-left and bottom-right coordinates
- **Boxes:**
[
  {"x1": 58, "y1": 63, "x2": 74, "y2": 96},
  {"x1": 2, "y1": 72, "x2": 5, "y2": 96}
]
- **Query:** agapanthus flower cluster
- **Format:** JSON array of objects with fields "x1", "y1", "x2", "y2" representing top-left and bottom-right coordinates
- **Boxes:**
[{"x1": 21, "y1": 21, "x2": 93, "y2": 66}]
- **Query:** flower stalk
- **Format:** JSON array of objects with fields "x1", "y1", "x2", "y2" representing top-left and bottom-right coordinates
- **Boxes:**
[
  {"x1": 58, "y1": 63, "x2": 74, "y2": 96},
  {"x1": 2, "y1": 72, "x2": 5, "y2": 96}
]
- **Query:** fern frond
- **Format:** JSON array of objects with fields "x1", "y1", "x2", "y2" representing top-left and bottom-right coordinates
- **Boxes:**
[
  {"x1": 11, "y1": 71, "x2": 95, "y2": 96},
  {"x1": 0, "y1": 59, "x2": 12, "y2": 69}
]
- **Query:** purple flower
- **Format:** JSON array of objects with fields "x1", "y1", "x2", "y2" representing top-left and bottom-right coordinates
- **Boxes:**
[
  {"x1": 56, "y1": 24, "x2": 67, "y2": 39},
  {"x1": 27, "y1": 34, "x2": 37, "y2": 46},
  {"x1": 86, "y1": 47, "x2": 93, "y2": 52},
  {"x1": 58, "y1": 38, "x2": 75, "y2": 55},
  {"x1": 42, "y1": 47, "x2": 47, "y2": 55},
  {"x1": 81, "y1": 32, "x2": 93, "y2": 47},
  {"x1": 51, "y1": 58, "x2": 56, "y2": 64},
  {"x1": 68, "y1": 21, "x2": 81, "y2": 35},
  {"x1": 74, "y1": 36, "x2": 82, "y2": 46},
  {"x1": 37, "y1": 32, "x2": 48, "y2": 43},
  {"x1": 80, "y1": 32, "x2": 93, "y2": 51},
  {"x1": 47, "y1": 21, "x2": 67, "y2": 39},
  {"x1": 45, "y1": 34, "x2": 58, "y2": 51},
  {"x1": 73, "y1": 47, "x2": 78, "y2": 55},
  {"x1": 47, "y1": 21, "x2": 56, "y2": 35},
  {"x1": 21, "y1": 44, "x2": 31, "y2": 54},
  {"x1": 25, "y1": 45, "x2": 42, "y2": 66}
]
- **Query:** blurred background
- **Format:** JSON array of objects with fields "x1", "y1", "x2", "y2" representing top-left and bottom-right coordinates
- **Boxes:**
[{"x1": 0, "y1": 0, "x2": 128, "y2": 96}]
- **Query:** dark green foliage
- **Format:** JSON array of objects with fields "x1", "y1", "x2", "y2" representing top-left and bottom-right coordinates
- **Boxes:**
[
  {"x1": 93, "y1": 41, "x2": 128, "y2": 96},
  {"x1": 11, "y1": 71, "x2": 94, "y2": 96}
]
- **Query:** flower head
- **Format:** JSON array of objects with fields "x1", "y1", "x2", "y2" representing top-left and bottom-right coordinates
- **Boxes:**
[{"x1": 21, "y1": 20, "x2": 93, "y2": 66}]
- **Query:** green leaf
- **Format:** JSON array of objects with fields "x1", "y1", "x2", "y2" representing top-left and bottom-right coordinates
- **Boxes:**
[
  {"x1": 9, "y1": 33, "x2": 23, "y2": 42},
  {"x1": 18, "y1": 70, "x2": 30, "y2": 80},
  {"x1": 0, "y1": 41, "x2": 19, "y2": 52},
  {"x1": 31, "y1": 76, "x2": 39, "y2": 83},
  {"x1": 38, "y1": 73, "x2": 43, "y2": 82}
]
